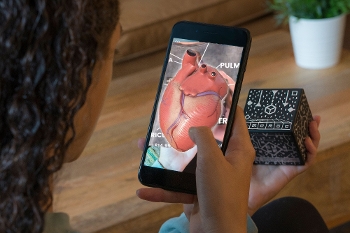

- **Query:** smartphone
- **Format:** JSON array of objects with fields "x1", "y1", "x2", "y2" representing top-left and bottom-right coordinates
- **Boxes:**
[{"x1": 138, "y1": 21, "x2": 251, "y2": 194}]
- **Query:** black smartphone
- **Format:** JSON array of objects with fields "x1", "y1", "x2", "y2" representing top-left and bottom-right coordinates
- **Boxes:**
[{"x1": 138, "y1": 21, "x2": 251, "y2": 194}]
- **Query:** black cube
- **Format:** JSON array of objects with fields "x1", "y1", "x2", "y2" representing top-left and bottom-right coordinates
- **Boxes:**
[{"x1": 244, "y1": 89, "x2": 313, "y2": 165}]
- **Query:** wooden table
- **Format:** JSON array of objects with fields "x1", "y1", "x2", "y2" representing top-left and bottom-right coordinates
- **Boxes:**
[{"x1": 53, "y1": 30, "x2": 350, "y2": 232}]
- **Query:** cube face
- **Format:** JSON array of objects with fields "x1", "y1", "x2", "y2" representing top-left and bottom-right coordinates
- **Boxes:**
[
  {"x1": 292, "y1": 91, "x2": 313, "y2": 162},
  {"x1": 250, "y1": 132, "x2": 301, "y2": 165},
  {"x1": 245, "y1": 89, "x2": 301, "y2": 124},
  {"x1": 244, "y1": 89, "x2": 313, "y2": 165}
]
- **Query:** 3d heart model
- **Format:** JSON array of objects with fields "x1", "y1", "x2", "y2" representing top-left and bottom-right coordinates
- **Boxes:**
[{"x1": 159, "y1": 49, "x2": 229, "y2": 152}]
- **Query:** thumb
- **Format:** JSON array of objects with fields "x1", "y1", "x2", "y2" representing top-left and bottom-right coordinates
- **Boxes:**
[
  {"x1": 187, "y1": 125, "x2": 251, "y2": 232},
  {"x1": 188, "y1": 126, "x2": 225, "y2": 167},
  {"x1": 188, "y1": 126, "x2": 229, "y2": 197}
]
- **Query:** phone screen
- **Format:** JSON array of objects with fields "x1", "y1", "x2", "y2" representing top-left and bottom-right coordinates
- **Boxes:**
[{"x1": 143, "y1": 38, "x2": 244, "y2": 174}]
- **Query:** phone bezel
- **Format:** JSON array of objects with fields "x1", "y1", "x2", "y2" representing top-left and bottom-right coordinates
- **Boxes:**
[{"x1": 138, "y1": 21, "x2": 251, "y2": 194}]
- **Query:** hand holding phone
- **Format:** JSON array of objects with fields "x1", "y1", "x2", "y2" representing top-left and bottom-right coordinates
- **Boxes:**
[
  {"x1": 138, "y1": 21, "x2": 251, "y2": 194},
  {"x1": 137, "y1": 107, "x2": 256, "y2": 232}
]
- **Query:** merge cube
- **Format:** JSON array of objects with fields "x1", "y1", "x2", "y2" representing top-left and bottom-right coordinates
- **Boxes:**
[{"x1": 244, "y1": 89, "x2": 313, "y2": 165}]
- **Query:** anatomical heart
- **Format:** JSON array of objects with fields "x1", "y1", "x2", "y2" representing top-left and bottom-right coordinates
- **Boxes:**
[
  {"x1": 159, "y1": 49, "x2": 229, "y2": 151},
  {"x1": 147, "y1": 39, "x2": 243, "y2": 160}
]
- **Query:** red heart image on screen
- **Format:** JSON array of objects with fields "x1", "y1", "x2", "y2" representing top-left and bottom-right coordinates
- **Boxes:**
[{"x1": 159, "y1": 49, "x2": 229, "y2": 152}]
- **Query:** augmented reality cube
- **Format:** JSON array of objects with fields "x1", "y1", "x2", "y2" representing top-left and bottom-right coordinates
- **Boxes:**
[{"x1": 244, "y1": 89, "x2": 313, "y2": 165}]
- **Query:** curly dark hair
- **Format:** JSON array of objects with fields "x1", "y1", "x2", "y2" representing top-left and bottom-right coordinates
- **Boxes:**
[{"x1": 0, "y1": 0, "x2": 119, "y2": 232}]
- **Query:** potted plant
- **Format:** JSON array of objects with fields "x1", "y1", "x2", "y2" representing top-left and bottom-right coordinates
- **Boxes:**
[{"x1": 269, "y1": 0, "x2": 350, "y2": 69}]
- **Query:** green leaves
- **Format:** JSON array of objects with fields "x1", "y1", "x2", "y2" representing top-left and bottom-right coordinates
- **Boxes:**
[{"x1": 268, "y1": 0, "x2": 350, "y2": 24}]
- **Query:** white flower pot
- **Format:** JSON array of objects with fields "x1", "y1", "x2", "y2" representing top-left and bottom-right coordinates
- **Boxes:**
[{"x1": 289, "y1": 14, "x2": 346, "y2": 69}]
